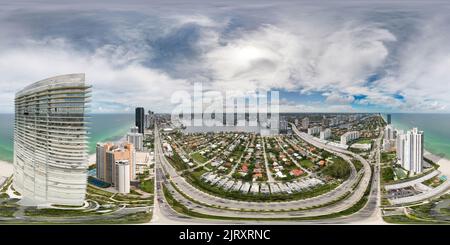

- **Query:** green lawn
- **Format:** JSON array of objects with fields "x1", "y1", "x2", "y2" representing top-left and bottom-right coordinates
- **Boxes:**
[
  {"x1": 167, "y1": 151, "x2": 188, "y2": 171},
  {"x1": 353, "y1": 159, "x2": 363, "y2": 172},
  {"x1": 381, "y1": 152, "x2": 396, "y2": 163},
  {"x1": 381, "y1": 166, "x2": 395, "y2": 182},
  {"x1": 321, "y1": 158, "x2": 351, "y2": 179},
  {"x1": 355, "y1": 138, "x2": 372, "y2": 144},
  {"x1": 299, "y1": 159, "x2": 314, "y2": 169},
  {"x1": 422, "y1": 177, "x2": 444, "y2": 188},
  {"x1": 191, "y1": 152, "x2": 208, "y2": 163},
  {"x1": 24, "y1": 208, "x2": 97, "y2": 217},
  {"x1": 394, "y1": 167, "x2": 407, "y2": 179},
  {"x1": 0, "y1": 206, "x2": 17, "y2": 217},
  {"x1": 140, "y1": 179, "x2": 154, "y2": 194}
]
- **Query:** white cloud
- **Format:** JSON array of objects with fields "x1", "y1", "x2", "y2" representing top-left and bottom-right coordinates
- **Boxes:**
[
  {"x1": 279, "y1": 99, "x2": 355, "y2": 113},
  {"x1": 0, "y1": 38, "x2": 191, "y2": 113},
  {"x1": 1, "y1": 2, "x2": 450, "y2": 113},
  {"x1": 324, "y1": 92, "x2": 354, "y2": 105},
  {"x1": 201, "y1": 23, "x2": 396, "y2": 97}
]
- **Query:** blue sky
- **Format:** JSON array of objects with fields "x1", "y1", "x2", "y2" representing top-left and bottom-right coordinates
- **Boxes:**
[{"x1": 0, "y1": 0, "x2": 449, "y2": 113}]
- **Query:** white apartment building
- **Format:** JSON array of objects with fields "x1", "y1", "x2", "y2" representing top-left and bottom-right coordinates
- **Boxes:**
[
  {"x1": 320, "y1": 128, "x2": 331, "y2": 140},
  {"x1": 127, "y1": 126, "x2": 144, "y2": 151},
  {"x1": 396, "y1": 130, "x2": 406, "y2": 163},
  {"x1": 302, "y1": 117, "x2": 309, "y2": 129},
  {"x1": 307, "y1": 126, "x2": 320, "y2": 135},
  {"x1": 114, "y1": 160, "x2": 131, "y2": 194},
  {"x1": 340, "y1": 131, "x2": 360, "y2": 145},
  {"x1": 385, "y1": 124, "x2": 395, "y2": 141},
  {"x1": 396, "y1": 128, "x2": 423, "y2": 174}
]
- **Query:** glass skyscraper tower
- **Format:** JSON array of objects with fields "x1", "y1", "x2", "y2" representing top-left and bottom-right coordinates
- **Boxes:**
[
  {"x1": 135, "y1": 107, "x2": 145, "y2": 134},
  {"x1": 13, "y1": 74, "x2": 91, "y2": 205}
]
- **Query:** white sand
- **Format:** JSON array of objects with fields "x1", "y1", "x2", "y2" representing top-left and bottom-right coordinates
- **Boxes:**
[
  {"x1": 88, "y1": 153, "x2": 96, "y2": 166},
  {"x1": 424, "y1": 151, "x2": 450, "y2": 177},
  {"x1": 0, "y1": 160, "x2": 13, "y2": 178}
]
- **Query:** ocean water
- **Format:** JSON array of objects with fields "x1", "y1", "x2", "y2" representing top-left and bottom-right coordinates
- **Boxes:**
[
  {"x1": 385, "y1": 113, "x2": 450, "y2": 159},
  {"x1": 1, "y1": 113, "x2": 449, "y2": 162},
  {"x1": 0, "y1": 114, "x2": 134, "y2": 163}
]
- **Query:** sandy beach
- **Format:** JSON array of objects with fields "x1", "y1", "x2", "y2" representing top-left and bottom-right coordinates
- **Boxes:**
[
  {"x1": 0, "y1": 160, "x2": 13, "y2": 178},
  {"x1": 424, "y1": 151, "x2": 450, "y2": 177}
]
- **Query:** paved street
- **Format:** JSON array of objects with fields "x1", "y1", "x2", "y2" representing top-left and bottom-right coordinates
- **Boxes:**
[{"x1": 149, "y1": 124, "x2": 385, "y2": 224}]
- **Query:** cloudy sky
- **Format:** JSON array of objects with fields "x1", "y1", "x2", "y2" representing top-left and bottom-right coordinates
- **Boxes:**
[{"x1": 0, "y1": 0, "x2": 449, "y2": 113}]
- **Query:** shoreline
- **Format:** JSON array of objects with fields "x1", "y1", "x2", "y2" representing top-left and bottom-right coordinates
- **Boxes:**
[
  {"x1": 0, "y1": 134, "x2": 127, "y2": 173},
  {"x1": 0, "y1": 160, "x2": 13, "y2": 178},
  {"x1": 424, "y1": 150, "x2": 450, "y2": 177}
]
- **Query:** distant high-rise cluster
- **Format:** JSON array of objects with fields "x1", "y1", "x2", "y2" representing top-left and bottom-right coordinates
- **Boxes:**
[
  {"x1": 94, "y1": 107, "x2": 154, "y2": 194},
  {"x1": 396, "y1": 128, "x2": 424, "y2": 174},
  {"x1": 136, "y1": 107, "x2": 155, "y2": 134},
  {"x1": 145, "y1": 110, "x2": 155, "y2": 129},
  {"x1": 382, "y1": 124, "x2": 396, "y2": 151}
]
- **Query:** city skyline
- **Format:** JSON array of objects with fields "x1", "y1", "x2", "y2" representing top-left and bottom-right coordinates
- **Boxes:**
[{"x1": 0, "y1": 1, "x2": 450, "y2": 114}]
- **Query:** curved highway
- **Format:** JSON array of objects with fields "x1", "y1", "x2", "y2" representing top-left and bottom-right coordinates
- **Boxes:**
[{"x1": 152, "y1": 124, "x2": 375, "y2": 220}]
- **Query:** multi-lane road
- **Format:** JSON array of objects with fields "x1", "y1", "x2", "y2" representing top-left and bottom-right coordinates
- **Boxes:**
[{"x1": 150, "y1": 124, "x2": 384, "y2": 224}]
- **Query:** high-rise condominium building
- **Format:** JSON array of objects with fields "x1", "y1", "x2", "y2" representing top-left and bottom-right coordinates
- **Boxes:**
[
  {"x1": 307, "y1": 126, "x2": 321, "y2": 135},
  {"x1": 302, "y1": 117, "x2": 309, "y2": 129},
  {"x1": 387, "y1": 114, "x2": 392, "y2": 124},
  {"x1": 127, "y1": 126, "x2": 143, "y2": 151},
  {"x1": 145, "y1": 110, "x2": 155, "y2": 129},
  {"x1": 14, "y1": 74, "x2": 90, "y2": 205},
  {"x1": 385, "y1": 124, "x2": 395, "y2": 141},
  {"x1": 279, "y1": 117, "x2": 288, "y2": 134},
  {"x1": 396, "y1": 130, "x2": 405, "y2": 163},
  {"x1": 96, "y1": 142, "x2": 136, "y2": 193},
  {"x1": 114, "y1": 160, "x2": 130, "y2": 194},
  {"x1": 340, "y1": 131, "x2": 360, "y2": 145},
  {"x1": 396, "y1": 128, "x2": 423, "y2": 174},
  {"x1": 135, "y1": 107, "x2": 145, "y2": 134},
  {"x1": 320, "y1": 128, "x2": 331, "y2": 140}
]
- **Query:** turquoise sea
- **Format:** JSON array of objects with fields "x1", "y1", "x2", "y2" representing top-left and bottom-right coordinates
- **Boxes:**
[
  {"x1": 0, "y1": 114, "x2": 134, "y2": 163},
  {"x1": 384, "y1": 113, "x2": 450, "y2": 159},
  {"x1": 1, "y1": 113, "x2": 449, "y2": 162}
]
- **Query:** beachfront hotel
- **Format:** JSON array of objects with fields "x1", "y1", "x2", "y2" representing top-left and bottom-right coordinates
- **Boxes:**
[
  {"x1": 96, "y1": 142, "x2": 136, "y2": 193},
  {"x1": 13, "y1": 74, "x2": 91, "y2": 205}
]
